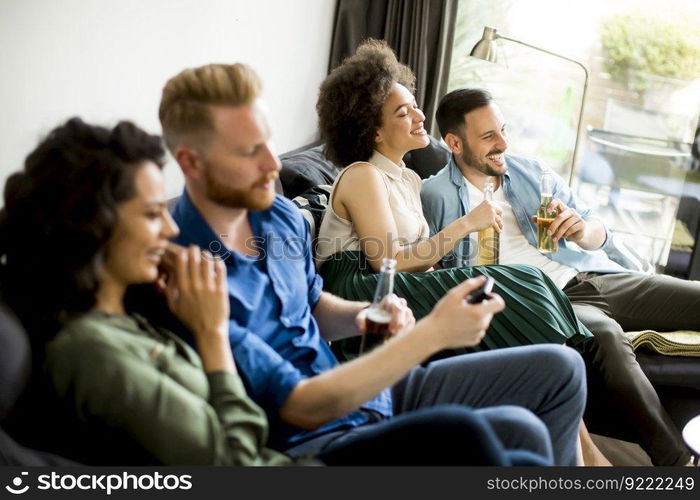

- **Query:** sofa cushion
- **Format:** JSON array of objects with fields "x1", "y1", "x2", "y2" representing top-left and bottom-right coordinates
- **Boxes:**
[
  {"x1": 636, "y1": 350, "x2": 700, "y2": 390},
  {"x1": 404, "y1": 136, "x2": 450, "y2": 180},
  {"x1": 0, "y1": 300, "x2": 30, "y2": 420},
  {"x1": 280, "y1": 143, "x2": 340, "y2": 200},
  {"x1": 291, "y1": 185, "x2": 333, "y2": 243},
  {"x1": 279, "y1": 137, "x2": 451, "y2": 200}
]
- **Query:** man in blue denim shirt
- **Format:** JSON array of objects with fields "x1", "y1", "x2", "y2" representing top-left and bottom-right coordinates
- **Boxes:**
[
  {"x1": 421, "y1": 88, "x2": 699, "y2": 465},
  {"x1": 157, "y1": 63, "x2": 588, "y2": 465}
]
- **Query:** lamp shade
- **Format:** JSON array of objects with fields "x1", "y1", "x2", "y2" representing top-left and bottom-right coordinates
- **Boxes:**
[{"x1": 469, "y1": 27, "x2": 501, "y2": 63}]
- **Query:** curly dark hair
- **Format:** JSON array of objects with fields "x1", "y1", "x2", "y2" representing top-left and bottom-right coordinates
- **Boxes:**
[
  {"x1": 317, "y1": 39, "x2": 416, "y2": 166},
  {"x1": 0, "y1": 117, "x2": 165, "y2": 339}
]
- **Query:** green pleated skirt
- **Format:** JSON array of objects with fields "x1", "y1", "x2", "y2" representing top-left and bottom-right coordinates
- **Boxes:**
[{"x1": 320, "y1": 251, "x2": 592, "y2": 359}]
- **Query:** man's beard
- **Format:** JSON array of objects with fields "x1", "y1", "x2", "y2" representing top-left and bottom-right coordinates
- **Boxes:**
[
  {"x1": 460, "y1": 144, "x2": 506, "y2": 177},
  {"x1": 202, "y1": 165, "x2": 277, "y2": 211}
]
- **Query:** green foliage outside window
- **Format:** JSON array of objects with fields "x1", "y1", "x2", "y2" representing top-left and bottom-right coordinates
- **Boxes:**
[{"x1": 601, "y1": 14, "x2": 700, "y2": 92}]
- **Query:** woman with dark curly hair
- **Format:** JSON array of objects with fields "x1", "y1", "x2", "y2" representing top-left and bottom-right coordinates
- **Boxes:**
[{"x1": 0, "y1": 117, "x2": 290, "y2": 465}]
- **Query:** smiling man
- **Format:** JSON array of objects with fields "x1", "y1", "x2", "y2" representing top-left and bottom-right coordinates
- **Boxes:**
[{"x1": 421, "y1": 87, "x2": 699, "y2": 466}]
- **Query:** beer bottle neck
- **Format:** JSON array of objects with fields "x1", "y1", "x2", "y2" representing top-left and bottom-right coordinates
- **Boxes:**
[
  {"x1": 484, "y1": 181, "x2": 494, "y2": 201},
  {"x1": 372, "y1": 270, "x2": 395, "y2": 305}
]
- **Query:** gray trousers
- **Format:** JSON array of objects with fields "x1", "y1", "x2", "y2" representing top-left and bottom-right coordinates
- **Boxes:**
[
  {"x1": 287, "y1": 345, "x2": 586, "y2": 466},
  {"x1": 564, "y1": 271, "x2": 700, "y2": 465},
  {"x1": 392, "y1": 344, "x2": 586, "y2": 466}
]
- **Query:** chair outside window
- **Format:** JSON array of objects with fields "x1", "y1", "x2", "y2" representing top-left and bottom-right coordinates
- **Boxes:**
[{"x1": 576, "y1": 126, "x2": 697, "y2": 276}]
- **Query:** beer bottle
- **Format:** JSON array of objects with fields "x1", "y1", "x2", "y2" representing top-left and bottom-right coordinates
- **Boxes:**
[
  {"x1": 536, "y1": 171, "x2": 558, "y2": 253},
  {"x1": 477, "y1": 181, "x2": 500, "y2": 265},
  {"x1": 359, "y1": 258, "x2": 396, "y2": 354}
]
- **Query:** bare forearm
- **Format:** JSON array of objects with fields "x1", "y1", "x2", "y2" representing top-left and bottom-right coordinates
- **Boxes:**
[
  {"x1": 279, "y1": 320, "x2": 440, "y2": 429},
  {"x1": 388, "y1": 218, "x2": 471, "y2": 273},
  {"x1": 313, "y1": 292, "x2": 370, "y2": 342},
  {"x1": 281, "y1": 277, "x2": 502, "y2": 431}
]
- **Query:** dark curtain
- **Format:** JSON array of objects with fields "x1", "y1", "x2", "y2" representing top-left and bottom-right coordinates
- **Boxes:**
[
  {"x1": 691, "y1": 115, "x2": 700, "y2": 171},
  {"x1": 329, "y1": 0, "x2": 458, "y2": 136}
]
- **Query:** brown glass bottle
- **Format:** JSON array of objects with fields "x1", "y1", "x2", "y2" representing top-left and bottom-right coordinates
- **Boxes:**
[{"x1": 359, "y1": 258, "x2": 396, "y2": 354}]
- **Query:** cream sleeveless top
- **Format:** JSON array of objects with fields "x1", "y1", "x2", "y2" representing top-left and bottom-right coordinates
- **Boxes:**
[{"x1": 316, "y1": 150, "x2": 429, "y2": 265}]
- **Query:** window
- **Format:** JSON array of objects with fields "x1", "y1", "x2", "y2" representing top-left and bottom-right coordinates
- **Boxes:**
[{"x1": 448, "y1": 0, "x2": 700, "y2": 275}]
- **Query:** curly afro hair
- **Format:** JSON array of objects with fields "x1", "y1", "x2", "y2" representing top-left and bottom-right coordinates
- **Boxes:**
[
  {"x1": 317, "y1": 39, "x2": 415, "y2": 167},
  {"x1": 0, "y1": 117, "x2": 164, "y2": 339}
]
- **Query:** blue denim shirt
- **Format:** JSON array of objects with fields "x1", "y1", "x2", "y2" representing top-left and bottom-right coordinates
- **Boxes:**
[
  {"x1": 420, "y1": 154, "x2": 647, "y2": 273},
  {"x1": 172, "y1": 191, "x2": 392, "y2": 449}
]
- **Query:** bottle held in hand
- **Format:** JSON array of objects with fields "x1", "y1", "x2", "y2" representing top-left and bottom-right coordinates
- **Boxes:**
[
  {"x1": 359, "y1": 258, "x2": 396, "y2": 355},
  {"x1": 477, "y1": 181, "x2": 500, "y2": 265},
  {"x1": 536, "y1": 172, "x2": 558, "y2": 253}
]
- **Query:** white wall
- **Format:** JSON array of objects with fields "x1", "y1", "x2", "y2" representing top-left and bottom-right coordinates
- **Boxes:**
[{"x1": 0, "y1": 0, "x2": 336, "y2": 196}]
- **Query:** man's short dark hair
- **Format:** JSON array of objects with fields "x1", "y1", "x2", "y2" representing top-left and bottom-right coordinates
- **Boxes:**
[{"x1": 436, "y1": 88, "x2": 493, "y2": 138}]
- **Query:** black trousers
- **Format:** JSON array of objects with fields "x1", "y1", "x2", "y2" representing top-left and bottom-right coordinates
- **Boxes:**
[
  {"x1": 564, "y1": 271, "x2": 700, "y2": 466},
  {"x1": 0, "y1": 428, "x2": 78, "y2": 466}
]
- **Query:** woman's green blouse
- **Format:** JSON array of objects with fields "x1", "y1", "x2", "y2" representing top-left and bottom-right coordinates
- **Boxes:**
[{"x1": 45, "y1": 311, "x2": 290, "y2": 466}]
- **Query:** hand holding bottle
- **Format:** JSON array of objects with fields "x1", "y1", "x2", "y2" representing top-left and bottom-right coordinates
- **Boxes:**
[
  {"x1": 358, "y1": 258, "x2": 415, "y2": 354},
  {"x1": 356, "y1": 294, "x2": 415, "y2": 340},
  {"x1": 477, "y1": 181, "x2": 500, "y2": 265},
  {"x1": 544, "y1": 199, "x2": 586, "y2": 243},
  {"x1": 465, "y1": 200, "x2": 503, "y2": 233}
]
